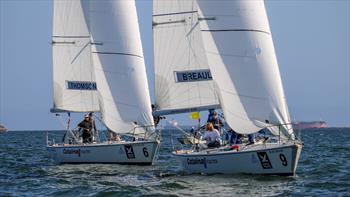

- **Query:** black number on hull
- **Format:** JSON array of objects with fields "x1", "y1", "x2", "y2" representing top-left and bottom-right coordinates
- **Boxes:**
[
  {"x1": 143, "y1": 147, "x2": 149, "y2": 157},
  {"x1": 279, "y1": 154, "x2": 288, "y2": 166}
]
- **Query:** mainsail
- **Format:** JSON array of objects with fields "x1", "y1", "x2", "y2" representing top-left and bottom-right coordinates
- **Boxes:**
[
  {"x1": 52, "y1": 0, "x2": 99, "y2": 113},
  {"x1": 82, "y1": 0, "x2": 154, "y2": 134},
  {"x1": 153, "y1": 0, "x2": 219, "y2": 116},
  {"x1": 197, "y1": 0, "x2": 294, "y2": 138}
]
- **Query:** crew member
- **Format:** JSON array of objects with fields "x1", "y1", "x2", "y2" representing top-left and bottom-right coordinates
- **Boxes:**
[
  {"x1": 78, "y1": 114, "x2": 93, "y2": 143},
  {"x1": 203, "y1": 122, "x2": 221, "y2": 148}
]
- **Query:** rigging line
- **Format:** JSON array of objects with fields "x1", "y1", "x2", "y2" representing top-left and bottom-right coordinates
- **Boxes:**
[
  {"x1": 70, "y1": 41, "x2": 90, "y2": 64},
  {"x1": 185, "y1": 21, "x2": 199, "y2": 37},
  {"x1": 92, "y1": 52, "x2": 143, "y2": 59},
  {"x1": 201, "y1": 29, "x2": 271, "y2": 35},
  {"x1": 153, "y1": 10, "x2": 197, "y2": 17}
]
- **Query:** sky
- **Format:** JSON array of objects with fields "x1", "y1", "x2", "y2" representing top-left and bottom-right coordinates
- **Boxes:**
[{"x1": 0, "y1": 0, "x2": 349, "y2": 130}]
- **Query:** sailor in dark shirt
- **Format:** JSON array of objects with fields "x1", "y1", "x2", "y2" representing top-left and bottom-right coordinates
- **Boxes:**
[
  {"x1": 78, "y1": 114, "x2": 93, "y2": 143},
  {"x1": 207, "y1": 111, "x2": 223, "y2": 130},
  {"x1": 151, "y1": 104, "x2": 165, "y2": 127}
]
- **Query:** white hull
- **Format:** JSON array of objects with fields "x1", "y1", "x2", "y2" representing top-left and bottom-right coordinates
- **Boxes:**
[
  {"x1": 47, "y1": 140, "x2": 160, "y2": 165},
  {"x1": 0, "y1": 125, "x2": 7, "y2": 133},
  {"x1": 173, "y1": 141, "x2": 302, "y2": 176}
]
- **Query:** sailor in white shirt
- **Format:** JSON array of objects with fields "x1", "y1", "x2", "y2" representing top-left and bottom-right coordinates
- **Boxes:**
[{"x1": 203, "y1": 123, "x2": 221, "y2": 148}]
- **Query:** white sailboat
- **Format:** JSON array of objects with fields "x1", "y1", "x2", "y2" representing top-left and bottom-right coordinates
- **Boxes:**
[
  {"x1": 153, "y1": 0, "x2": 302, "y2": 175},
  {"x1": 0, "y1": 124, "x2": 7, "y2": 133},
  {"x1": 47, "y1": 0, "x2": 160, "y2": 165}
]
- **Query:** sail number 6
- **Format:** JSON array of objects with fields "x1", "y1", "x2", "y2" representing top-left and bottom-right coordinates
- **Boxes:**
[
  {"x1": 143, "y1": 147, "x2": 149, "y2": 157},
  {"x1": 279, "y1": 154, "x2": 288, "y2": 166}
]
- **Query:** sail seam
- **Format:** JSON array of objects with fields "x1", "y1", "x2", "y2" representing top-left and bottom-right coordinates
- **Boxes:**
[
  {"x1": 201, "y1": 29, "x2": 270, "y2": 35},
  {"x1": 92, "y1": 52, "x2": 143, "y2": 59},
  {"x1": 52, "y1": 36, "x2": 90, "y2": 38}
]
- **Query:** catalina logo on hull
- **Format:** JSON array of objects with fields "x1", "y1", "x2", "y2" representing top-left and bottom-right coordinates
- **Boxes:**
[
  {"x1": 187, "y1": 157, "x2": 218, "y2": 169},
  {"x1": 175, "y1": 69, "x2": 212, "y2": 83},
  {"x1": 63, "y1": 148, "x2": 91, "y2": 157}
]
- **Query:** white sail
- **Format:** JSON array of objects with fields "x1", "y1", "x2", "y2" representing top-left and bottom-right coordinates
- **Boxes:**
[
  {"x1": 153, "y1": 0, "x2": 219, "y2": 115},
  {"x1": 52, "y1": 0, "x2": 99, "y2": 113},
  {"x1": 197, "y1": 0, "x2": 294, "y2": 138},
  {"x1": 83, "y1": 0, "x2": 154, "y2": 135}
]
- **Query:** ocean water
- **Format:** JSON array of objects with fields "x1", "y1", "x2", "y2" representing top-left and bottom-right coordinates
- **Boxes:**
[{"x1": 0, "y1": 128, "x2": 349, "y2": 196}]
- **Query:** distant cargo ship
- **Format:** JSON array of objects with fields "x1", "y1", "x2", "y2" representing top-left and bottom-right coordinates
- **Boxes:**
[
  {"x1": 292, "y1": 121, "x2": 328, "y2": 129},
  {"x1": 0, "y1": 124, "x2": 7, "y2": 133}
]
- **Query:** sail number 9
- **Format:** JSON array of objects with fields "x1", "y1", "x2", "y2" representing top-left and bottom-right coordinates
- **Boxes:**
[
  {"x1": 143, "y1": 147, "x2": 149, "y2": 157},
  {"x1": 279, "y1": 154, "x2": 288, "y2": 166}
]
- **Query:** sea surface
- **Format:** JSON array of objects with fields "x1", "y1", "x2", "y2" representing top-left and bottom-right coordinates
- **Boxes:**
[{"x1": 0, "y1": 128, "x2": 349, "y2": 196}]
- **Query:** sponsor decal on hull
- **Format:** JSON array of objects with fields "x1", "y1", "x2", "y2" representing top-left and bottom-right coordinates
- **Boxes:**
[
  {"x1": 63, "y1": 148, "x2": 91, "y2": 157},
  {"x1": 187, "y1": 158, "x2": 218, "y2": 169},
  {"x1": 257, "y1": 152, "x2": 273, "y2": 169},
  {"x1": 124, "y1": 145, "x2": 135, "y2": 159}
]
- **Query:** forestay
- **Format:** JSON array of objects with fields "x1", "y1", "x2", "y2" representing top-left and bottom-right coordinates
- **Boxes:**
[
  {"x1": 82, "y1": 0, "x2": 154, "y2": 135},
  {"x1": 197, "y1": 0, "x2": 294, "y2": 138},
  {"x1": 52, "y1": 0, "x2": 99, "y2": 113},
  {"x1": 153, "y1": 0, "x2": 219, "y2": 116}
]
